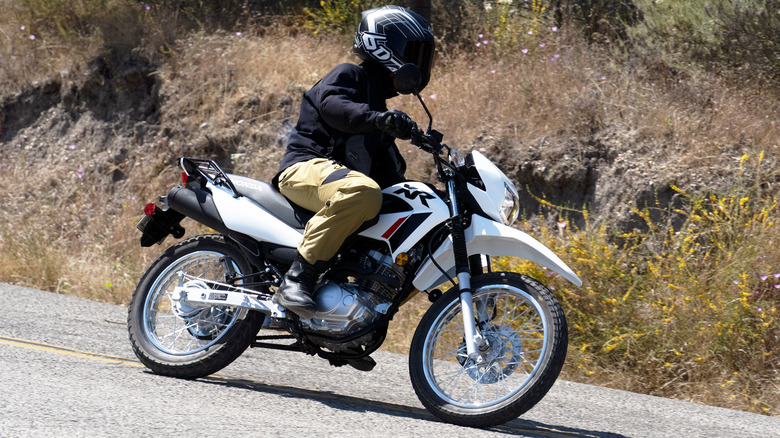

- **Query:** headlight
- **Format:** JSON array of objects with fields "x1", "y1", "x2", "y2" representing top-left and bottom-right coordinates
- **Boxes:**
[{"x1": 500, "y1": 182, "x2": 520, "y2": 226}]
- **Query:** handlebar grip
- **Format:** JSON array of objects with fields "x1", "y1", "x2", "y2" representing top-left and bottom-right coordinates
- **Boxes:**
[{"x1": 410, "y1": 128, "x2": 443, "y2": 155}]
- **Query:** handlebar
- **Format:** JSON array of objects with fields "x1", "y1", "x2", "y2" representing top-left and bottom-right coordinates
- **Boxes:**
[{"x1": 410, "y1": 127, "x2": 445, "y2": 155}]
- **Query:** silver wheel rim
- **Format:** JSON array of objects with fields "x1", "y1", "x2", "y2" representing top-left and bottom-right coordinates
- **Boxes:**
[
  {"x1": 143, "y1": 250, "x2": 246, "y2": 356},
  {"x1": 422, "y1": 284, "x2": 549, "y2": 408}
]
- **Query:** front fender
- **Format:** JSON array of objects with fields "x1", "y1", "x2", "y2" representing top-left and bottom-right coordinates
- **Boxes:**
[{"x1": 412, "y1": 215, "x2": 583, "y2": 291}]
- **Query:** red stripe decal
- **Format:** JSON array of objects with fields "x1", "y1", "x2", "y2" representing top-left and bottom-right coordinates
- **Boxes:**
[{"x1": 382, "y1": 216, "x2": 409, "y2": 239}]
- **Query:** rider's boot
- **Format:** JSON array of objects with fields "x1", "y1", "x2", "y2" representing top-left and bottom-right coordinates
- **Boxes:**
[{"x1": 272, "y1": 253, "x2": 320, "y2": 319}]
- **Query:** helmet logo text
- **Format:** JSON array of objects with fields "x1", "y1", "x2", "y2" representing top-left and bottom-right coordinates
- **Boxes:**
[{"x1": 360, "y1": 32, "x2": 403, "y2": 71}]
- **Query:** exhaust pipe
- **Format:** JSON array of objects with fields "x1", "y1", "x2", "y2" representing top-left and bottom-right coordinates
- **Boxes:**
[{"x1": 166, "y1": 186, "x2": 231, "y2": 235}]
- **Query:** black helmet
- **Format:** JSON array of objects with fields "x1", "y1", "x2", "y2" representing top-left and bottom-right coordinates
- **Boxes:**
[{"x1": 353, "y1": 5, "x2": 435, "y2": 92}]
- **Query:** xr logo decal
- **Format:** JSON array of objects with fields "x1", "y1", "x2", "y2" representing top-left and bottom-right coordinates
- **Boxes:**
[{"x1": 393, "y1": 184, "x2": 435, "y2": 208}]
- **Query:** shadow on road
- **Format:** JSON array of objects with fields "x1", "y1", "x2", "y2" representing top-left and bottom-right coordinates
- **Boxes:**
[{"x1": 197, "y1": 374, "x2": 627, "y2": 438}]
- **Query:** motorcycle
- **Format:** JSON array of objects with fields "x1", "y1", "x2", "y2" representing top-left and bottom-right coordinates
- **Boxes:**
[{"x1": 127, "y1": 64, "x2": 582, "y2": 428}]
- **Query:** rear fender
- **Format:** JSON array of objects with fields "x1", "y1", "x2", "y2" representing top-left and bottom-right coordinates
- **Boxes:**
[{"x1": 412, "y1": 215, "x2": 583, "y2": 291}]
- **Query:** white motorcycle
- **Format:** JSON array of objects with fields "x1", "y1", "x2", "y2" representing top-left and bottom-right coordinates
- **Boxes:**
[{"x1": 128, "y1": 64, "x2": 582, "y2": 428}]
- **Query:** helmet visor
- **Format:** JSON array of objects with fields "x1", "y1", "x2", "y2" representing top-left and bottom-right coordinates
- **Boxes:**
[{"x1": 404, "y1": 40, "x2": 435, "y2": 91}]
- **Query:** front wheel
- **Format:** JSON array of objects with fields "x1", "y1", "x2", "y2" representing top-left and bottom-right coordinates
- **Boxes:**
[
  {"x1": 127, "y1": 234, "x2": 264, "y2": 379},
  {"x1": 409, "y1": 272, "x2": 567, "y2": 428}
]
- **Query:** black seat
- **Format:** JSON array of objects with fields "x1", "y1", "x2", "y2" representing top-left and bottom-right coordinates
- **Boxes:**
[{"x1": 227, "y1": 174, "x2": 313, "y2": 231}]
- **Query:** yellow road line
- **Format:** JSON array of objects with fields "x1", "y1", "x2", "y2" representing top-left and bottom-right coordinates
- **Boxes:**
[{"x1": 0, "y1": 335, "x2": 144, "y2": 367}]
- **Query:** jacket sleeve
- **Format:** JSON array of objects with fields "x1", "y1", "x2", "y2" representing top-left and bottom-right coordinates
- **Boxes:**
[{"x1": 316, "y1": 64, "x2": 381, "y2": 134}]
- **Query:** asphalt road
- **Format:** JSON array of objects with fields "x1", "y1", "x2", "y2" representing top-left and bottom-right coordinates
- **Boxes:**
[{"x1": 1, "y1": 282, "x2": 779, "y2": 437}]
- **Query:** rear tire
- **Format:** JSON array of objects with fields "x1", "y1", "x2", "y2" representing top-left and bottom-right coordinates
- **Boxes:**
[
  {"x1": 127, "y1": 234, "x2": 263, "y2": 379},
  {"x1": 409, "y1": 272, "x2": 567, "y2": 427}
]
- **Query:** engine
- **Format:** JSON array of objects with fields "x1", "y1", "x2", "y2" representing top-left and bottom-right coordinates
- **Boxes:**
[
  {"x1": 299, "y1": 281, "x2": 383, "y2": 336},
  {"x1": 299, "y1": 249, "x2": 408, "y2": 338}
]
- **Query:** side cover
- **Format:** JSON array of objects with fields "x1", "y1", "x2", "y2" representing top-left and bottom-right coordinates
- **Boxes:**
[
  {"x1": 207, "y1": 182, "x2": 304, "y2": 248},
  {"x1": 413, "y1": 215, "x2": 583, "y2": 291}
]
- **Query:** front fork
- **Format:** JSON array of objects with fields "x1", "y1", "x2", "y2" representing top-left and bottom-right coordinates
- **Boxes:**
[{"x1": 446, "y1": 178, "x2": 489, "y2": 361}]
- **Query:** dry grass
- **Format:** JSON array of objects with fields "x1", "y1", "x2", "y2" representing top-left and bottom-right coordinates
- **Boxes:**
[
  {"x1": 2, "y1": 3, "x2": 780, "y2": 417},
  {"x1": 0, "y1": 0, "x2": 101, "y2": 96}
]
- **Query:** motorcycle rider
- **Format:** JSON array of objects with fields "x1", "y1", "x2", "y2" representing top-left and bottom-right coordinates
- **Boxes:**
[{"x1": 271, "y1": 6, "x2": 435, "y2": 321}]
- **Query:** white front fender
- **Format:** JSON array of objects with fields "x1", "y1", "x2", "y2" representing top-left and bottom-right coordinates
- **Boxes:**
[{"x1": 412, "y1": 215, "x2": 583, "y2": 291}]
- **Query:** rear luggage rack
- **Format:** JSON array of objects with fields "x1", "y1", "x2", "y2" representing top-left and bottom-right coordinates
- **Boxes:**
[{"x1": 180, "y1": 157, "x2": 239, "y2": 198}]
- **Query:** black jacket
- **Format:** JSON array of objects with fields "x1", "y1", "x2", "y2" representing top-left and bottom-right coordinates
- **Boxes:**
[{"x1": 275, "y1": 62, "x2": 406, "y2": 189}]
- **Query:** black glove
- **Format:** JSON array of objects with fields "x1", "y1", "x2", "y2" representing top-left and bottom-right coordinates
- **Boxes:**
[{"x1": 374, "y1": 110, "x2": 416, "y2": 140}]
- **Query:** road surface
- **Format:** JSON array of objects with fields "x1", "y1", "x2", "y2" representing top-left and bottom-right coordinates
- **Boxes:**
[{"x1": 1, "y1": 283, "x2": 778, "y2": 437}]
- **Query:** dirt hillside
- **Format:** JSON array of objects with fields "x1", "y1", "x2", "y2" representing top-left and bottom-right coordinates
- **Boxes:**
[{"x1": 2, "y1": 45, "x2": 772, "y2": 231}]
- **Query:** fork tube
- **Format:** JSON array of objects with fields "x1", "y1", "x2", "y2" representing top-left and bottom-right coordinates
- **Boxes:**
[{"x1": 446, "y1": 177, "x2": 482, "y2": 359}]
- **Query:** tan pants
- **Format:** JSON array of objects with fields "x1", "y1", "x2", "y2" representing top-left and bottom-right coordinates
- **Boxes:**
[{"x1": 277, "y1": 158, "x2": 383, "y2": 264}]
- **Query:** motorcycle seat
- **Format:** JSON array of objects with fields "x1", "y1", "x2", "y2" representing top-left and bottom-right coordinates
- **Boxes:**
[{"x1": 227, "y1": 174, "x2": 313, "y2": 231}]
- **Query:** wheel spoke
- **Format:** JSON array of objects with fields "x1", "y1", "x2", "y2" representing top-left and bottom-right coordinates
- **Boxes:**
[
  {"x1": 142, "y1": 250, "x2": 244, "y2": 356},
  {"x1": 421, "y1": 281, "x2": 557, "y2": 409}
]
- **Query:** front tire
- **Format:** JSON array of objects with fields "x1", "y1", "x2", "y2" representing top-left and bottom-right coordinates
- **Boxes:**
[
  {"x1": 409, "y1": 272, "x2": 567, "y2": 427},
  {"x1": 127, "y1": 234, "x2": 264, "y2": 379}
]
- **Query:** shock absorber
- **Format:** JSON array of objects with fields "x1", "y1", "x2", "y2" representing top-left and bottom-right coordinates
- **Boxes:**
[{"x1": 446, "y1": 176, "x2": 487, "y2": 360}]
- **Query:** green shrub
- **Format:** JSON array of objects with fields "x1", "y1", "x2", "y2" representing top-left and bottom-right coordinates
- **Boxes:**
[
  {"x1": 714, "y1": 0, "x2": 780, "y2": 80},
  {"x1": 630, "y1": 0, "x2": 780, "y2": 82},
  {"x1": 304, "y1": 0, "x2": 395, "y2": 35},
  {"x1": 552, "y1": 0, "x2": 643, "y2": 42},
  {"x1": 503, "y1": 152, "x2": 780, "y2": 413}
]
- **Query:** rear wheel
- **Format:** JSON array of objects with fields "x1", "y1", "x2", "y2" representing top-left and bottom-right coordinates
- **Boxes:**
[
  {"x1": 409, "y1": 272, "x2": 567, "y2": 427},
  {"x1": 127, "y1": 234, "x2": 263, "y2": 379}
]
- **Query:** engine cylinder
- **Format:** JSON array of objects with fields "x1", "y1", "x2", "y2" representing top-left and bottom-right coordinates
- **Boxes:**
[{"x1": 301, "y1": 281, "x2": 379, "y2": 336}]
